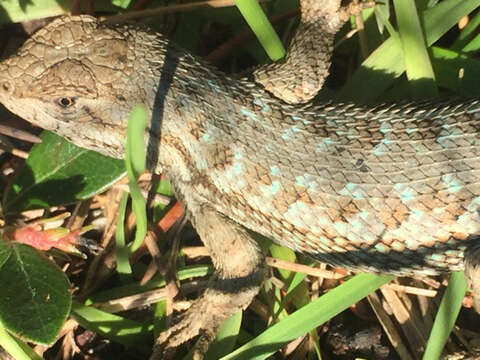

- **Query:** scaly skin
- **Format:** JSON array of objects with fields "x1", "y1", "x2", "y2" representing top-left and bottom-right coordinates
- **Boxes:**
[{"x1": 0, "y1": 1, "x2": 479, "y2": 357}]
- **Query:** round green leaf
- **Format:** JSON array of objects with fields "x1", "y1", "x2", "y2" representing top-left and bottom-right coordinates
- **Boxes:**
[
  {"x1": 5, "y1": 131, "x2": 125, "y2": 214},
  {"x1": 0, "y1": 241, "x2": 71, "y2": 345}
]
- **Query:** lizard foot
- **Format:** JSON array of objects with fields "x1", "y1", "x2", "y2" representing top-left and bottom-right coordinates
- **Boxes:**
[
  {"x1": 464, "y1": 242, "x2": 480, "y2": 312},
  {"x1": 311, "y1": 0, "x2": 376, "y2": 32},
  {"x1": 254, "y1": 0, "x2": 376, "y2": 104},
  {"x1": 151, "y1": 282, "x2": 260, "y2": 360},
  {"x1": 150, "y1": 204, "x2": 265, "y2": 359}
]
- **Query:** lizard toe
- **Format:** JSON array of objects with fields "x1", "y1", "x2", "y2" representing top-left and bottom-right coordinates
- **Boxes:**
[{"x1": 151, "y1": 294, "x2": 234, "y2": 359}]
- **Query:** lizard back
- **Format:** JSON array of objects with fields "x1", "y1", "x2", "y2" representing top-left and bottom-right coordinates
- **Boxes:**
[
  {"x1": 182, "y1": 84, "x2": 480, "y2": 276},
  {"x1": 0, "y1": 15, "x2": 479, "y2": 277}
]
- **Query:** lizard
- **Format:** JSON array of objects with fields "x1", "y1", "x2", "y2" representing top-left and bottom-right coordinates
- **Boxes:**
[{"x1": 0, "y1": 0, "x2": 480, "y2": 358}]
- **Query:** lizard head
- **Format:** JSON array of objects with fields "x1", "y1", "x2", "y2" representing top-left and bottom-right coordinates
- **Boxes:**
[{"x1": 0, "y1": 15, "x2": 143, "y2": 158}]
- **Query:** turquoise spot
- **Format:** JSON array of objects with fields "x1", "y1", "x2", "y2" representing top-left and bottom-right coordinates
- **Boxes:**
[
  {"x1": 339, "y1": 186, "x2": 350, "y2": 197},
  {"x1": 443, "y1": 174, "x2": 462, "y2": 192},
  {"x1": 436, "y1": 135, "x2": 450, "y2": 144},
  {"x1": 401, "y1": 191, "x2": 413, "y2": 201},
  {"x1": 350, "y1": 219, "x2": 363, "y2": 231},
  {"x1": 270, "y1": 165, "x2": 280, "y2": 176},
  {"x1": 398, "y1": 187, "x2": 416, "y2": 202},
  {"x1": 333, "y1": 222, "x2": 348, "y2": 234},
  {"x1": 391, "y1": 242, "x2": 404, "y2": 251},
  {"x1": 295, "y1": 176, "x2": 306, "y2": 187},
  {"x1": 349, "y1": 183, "x2": 365, "y2": 199},
  {"x1": 374, "y1": 145, "x2": 386, "y2": 156},
  {"x1": 405, "y1": 238, "x2": 418, "y2": 248},
  {"x1": 319, "y1": 236, "x2": 331, "y2": 245},
  {"x1": 297, "y1": 201, "x2": 309, "y2": 211},
  {"x1": 234, "y1": 151, "x2": 243, "y2": 160},
  {"x1": 449, "y1": 181, "x2": 461, "y2": 192},
  {"x1": 234, "y1": 163, "x2": 243, "y2": 174},
  {"x1": 318, "y1": 217, "x2": 331, "y2": 227},
  {"x1": 201, "y1": 133, "x2": 211, "y2": 142},
  {"x1": 253, "y1": 97, "x2": 270, "y2": 113},
  {"x1": 317, "y1": 138, "x2": 333, "y2": 152},
  {"x1": 282, "y1": 129, "x2": 292, "y2": 140},
  {"x1": 379, "y1": 128, "x2": 390, "y2": 134},
  {"x1": 374, "y1": 243, "x2": 388, "y2": 253},
  {"x1": 269, "y1": 180, "x2": 280, "y2": 195},
  {"x1": 374, "y1": 138, "x2": 391, "y2": 154},
  {"x1": 411, "y1": 209, "x2": 422, "y2": 217},
  {"x1": 207, "y1": 80, "x2": 221, "y2": 92},
  {"x1": 445, "y1": 249, "x2": 459, "y2": 257},
  {"x1": 339, "y1": 183, "x2": 364, "y2": 199},
  {"x1": 326, "y1": 120, "x2": 336, "y2": 127},
  {"x1": 241, "y1": 107, "x2": 259, "y2": 122},
  {"x1": 359, "y1": 209, "x2": 370, "y2": 220},
  {"x1": 430, "y1": 253, "x2": 445, "y2": 261}
]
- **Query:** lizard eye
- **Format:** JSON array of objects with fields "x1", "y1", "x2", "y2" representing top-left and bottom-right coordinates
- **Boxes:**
[{"x1": 56, "y1": 97, "x2": 75, "y2": 108}]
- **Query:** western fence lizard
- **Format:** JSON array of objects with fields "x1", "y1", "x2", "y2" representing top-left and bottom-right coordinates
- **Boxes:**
[{"x1": 0, "y1": 0, "x2": 480, "y2": 358}]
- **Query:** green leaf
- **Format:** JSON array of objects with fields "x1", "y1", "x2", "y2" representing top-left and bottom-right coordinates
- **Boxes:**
[
  {"x1": 421, "y1": 0, "x2": 480, "y2": 45},
  {"x1": 423, "y1": 272, "x2": 467, "y2": 360},
  {"x1": 0, "y1": 0, "x2": 121, "y2": 24},
  {"x1": 234, "y1": 0, "x2": 285, "y2": 60},
  {"x1": 125, "y1": 105, "x2": 148, "y2": 252},
  {"x1": 71, "y1": 301, "x2": 152, "y2": 349},
  {"x1": 126, "y1": 105, "x2": 147, "y2": 179},
  {"x1": 451, "y1": 10, "x2": 480, "y2": 51},
  {"x1": 0, "y1": 241, "x2": 71, "y2": 345},
  {"x1": 116, "y1": 192, "x2": 132, "y2": 276},
  {"x1": 86, "y1": 265, "x2": 211, "y2": 303},
  {"x1": 393, "y1": 0, "x2": 437, "y2": 97},
  {"x1": 0, "y1": 325, "x2": 43, "y2": 360},
  {"x1": 431, "y1": 46, "x2": 480, "y2": 96},
  {"x1": 205, "y1": 311, "x2": 243, "y2": 360},
  {"x1": 339, "y1": 0, "x2": 480, "y2": 101},
  {"x1": 5, "y1": 131, "x2": 125, "y2": 214},
  {"x1": 221, "y1": 273, "x2": 394, "y2": 360},
  {"x1": 111, "y1": 0, "x2": 133, "y2": 9}
]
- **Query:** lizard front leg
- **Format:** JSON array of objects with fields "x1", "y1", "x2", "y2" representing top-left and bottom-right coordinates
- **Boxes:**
[{"x1": 150, "y1": 204, "x2": 264, "y2": 359}]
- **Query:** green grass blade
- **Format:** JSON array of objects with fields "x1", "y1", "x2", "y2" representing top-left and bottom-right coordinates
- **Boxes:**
[
  {"x1": 461, "y1": 34, "x2": 480, "y2": 53},
  {"x1": 339, "y1": 0, "x2": 480, "y2": 101},
  {"x1": 126, "y1": 105, "x2": 147, "y2": 179},
  {"x1": 221, "y1": 273, "x2": 394, "y2": 360},
  {"x1": 234, "y1": 0, "x2": 285, "y2": 60},
  {"x1": 451, "y1": 10, "x2": 480, "y2": 51},
  {"x1": 87, "y1": 265, "x2": 211, "y2": 303},
  {"x1": 0, "y1": 323, "x2": 42, "y2": 360},
  {"x1": 431, "y1": 46, "x2": 480, "y2": 96},
  {"x1": 393, "y1": 0, "x2": 437, "y2": 97},
  {"x1": 71, "y1": 301, "x2": 152, "y2": 350},
  {"x1": 125, "y1": 105, "x2": 148, "y2": 252},
  {"x1": 115, "y1": 191, "x2": 132, "y2": 276},
  {"x1": 205, "y1": 311, "x2": 243, "y2": 360},
  {"x1": 423, "y1": 272, "x2": 467, "y2": 360},
  {"x1": 422, "y1": 0, "x2": 480, "y2": 45}
]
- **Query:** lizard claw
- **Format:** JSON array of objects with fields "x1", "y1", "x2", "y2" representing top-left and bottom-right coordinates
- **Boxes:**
[
  {"x1": 154, "y1": 299, "x2": 221, "y2": 359},
  {"x1": 151, "y1": 284, "x2": 258, "y2": 360}
]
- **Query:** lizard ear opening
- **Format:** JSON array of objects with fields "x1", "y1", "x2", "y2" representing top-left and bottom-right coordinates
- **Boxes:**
[{"x1": 0, "y1": 80, "x2": 13, "y2": 95}]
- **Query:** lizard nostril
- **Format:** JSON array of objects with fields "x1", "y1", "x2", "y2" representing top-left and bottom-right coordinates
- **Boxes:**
[{"x1": 0, "y1": 80, "x2": 14, "y2": 95}]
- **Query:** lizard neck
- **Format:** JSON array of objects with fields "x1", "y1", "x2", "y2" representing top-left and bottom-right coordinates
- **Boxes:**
[{"x1": 139, "y1": 37, "x2": 256, "y2": 186}]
